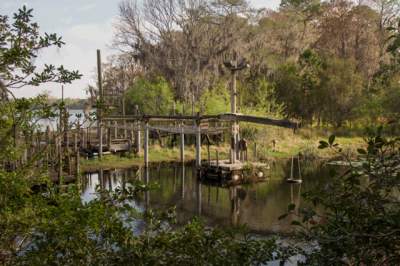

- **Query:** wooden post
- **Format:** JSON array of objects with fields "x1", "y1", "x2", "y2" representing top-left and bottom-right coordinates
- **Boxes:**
[
  {"x1": 122, "y1": 95, "x2": 127, "y2": 139},
  {"x1": 107, "y1": 127, "x2": 111, "y2": 150},
  {"x1": 216, "y1": 150, "x2": 219, "y2": 167},
  {"x1": 97, "y1": 49, "x2": 103, "y2": 158},
  {"x1": 180, "y1": 125, "x2": 185, "y2": 164},
  {"x1": 75, "y1": 149, "x2": 80, "y2": 178},
  {"x1": 58, "y1": 136, "x2": 63, "y2": 185},
  {"x1": 144, "y1": 121, "x2": 149, "y2": 168},
  {"x1": 45, "y1": 126, "x2": 50, "y2": 168},
  {"x1": 114, "y1": 121, "x2": 118, "y2": 139},
  {"x1": 181, "y1": 164, "x2": 185, "y2": 199},
  {"x1": 253, "y1": 142, "x2": 257, "y2": 161},
  {"x1": 74, "y1": 132, "x2": 78, "y2": 153},
  {"x1": 196, "y1": 120, "x2": 201, "y2": 168},
  {"x1": 81, "y1": 127, "x2": 85, "y2": 149},
  {"x1": 135, "y1": 105, "x2": 141, "y2": 154}
]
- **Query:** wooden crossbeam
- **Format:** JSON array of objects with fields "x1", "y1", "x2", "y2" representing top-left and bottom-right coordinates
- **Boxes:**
[
  {"x1": 148, "y1": 126, "x2": 227, "y2": 135},
  {"x1": 103, "y1": 113, "x2": 298, "y2": 129}
]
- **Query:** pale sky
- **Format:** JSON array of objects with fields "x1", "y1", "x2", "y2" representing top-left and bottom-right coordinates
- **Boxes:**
[{"x1": 1, "y1": 0, "x2": 280, "y2": 99}]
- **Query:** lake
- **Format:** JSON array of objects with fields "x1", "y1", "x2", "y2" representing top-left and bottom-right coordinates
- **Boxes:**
[{"x1": 82, "y1": 159, "x2": 334, "y2": 235}]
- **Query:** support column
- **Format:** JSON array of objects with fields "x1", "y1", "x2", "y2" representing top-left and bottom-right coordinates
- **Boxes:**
[
  {"x1": 180, "y1": 125, "x2": 185, "y2": 164},
  {"x1": 230, "y1": 68, "x2": 238, "y2": 164},
  {"x1": 144, "y1": 121, "x2": 149, "y2": 168},
  {"x1": 107, "y1": 127, "x2": 111, "y2": 150},
  {"x1": 135, "y1": 105, "x2": 141, "y2": 154},
  {"x1": 195, "y1": 121, "x2": 201, "y2": 168},
  {"x1": 114, "y1": 121, "x2": 118, "y2": 139},
  {"x1": 97, "y1": 49, "x2": 103, "y2": 158}
]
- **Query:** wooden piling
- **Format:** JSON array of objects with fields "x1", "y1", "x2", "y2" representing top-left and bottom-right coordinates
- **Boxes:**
[
  {"x1": 114, "y1": 121, "x2": 118, "y2": 139},
  {"x1": 180, "y1": 125, "x2": 185, "y2": 164},
  {"x1": 107, "y1": 127, "x2": 111, "y2": 150},
  {"x1": 144, "y1": 121, "x2": 149, "y2": 168},
  {"x1": 135, "y1": 105, "x2": 141, "y2": 154},
  {"x1": 196, "y1": 120, "x2": 201, "y2": 168},
  {"x1": 97, "y1": 49, "x2": 103, "y2": 158},
  {"x1": 74, "y1": 132, "x2": 78, "y2": 153}
]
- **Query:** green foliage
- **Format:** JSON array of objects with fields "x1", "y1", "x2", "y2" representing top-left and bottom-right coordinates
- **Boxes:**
[
  {"x1": 274, "y1": 50, "x2": 364, "y2": 126},
  {"x1": 0, "y1": 6, "x2": 81, "y2": 92},
  {"x1": 291, "y1": 129, "x2": 400, "y2": 264},
  {"x1": 125, "y1": 77, "x2": 174, "y2": 115},
  {"x1": 200, "y1": 83, "x2": 230, "y2": 114}
]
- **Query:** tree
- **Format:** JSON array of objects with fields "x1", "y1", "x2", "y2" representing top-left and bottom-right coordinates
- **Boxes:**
[
  {"x1": 0, "y1": 6, "x2": 81, "y2": 98},
  {"x1": 115, "y1": 0, "x2": 252, "y2": 107},
  {"x1": 125, "y1": 76, "x2": 175, "y2": 115},
  {"x1": 291, "y1": 130, "x2": 400, "y2": 264}
]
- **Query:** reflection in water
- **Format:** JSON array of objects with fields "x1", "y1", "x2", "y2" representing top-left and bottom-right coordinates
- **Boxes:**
[{"x1": 82, "y1": 160, "x2": 332, "y2": 234}]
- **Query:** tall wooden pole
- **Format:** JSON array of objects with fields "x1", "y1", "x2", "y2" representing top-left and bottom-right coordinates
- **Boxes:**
[
  {"x1": 196, "y1": 120, "x2": 201, "y2": 168},
  {"x1": 144, "y1": 120, "x2": 149, "y2": 168},
  {"x1": 230, "y1": 65, "x2": 238, "y2": 164},
  {"x1": 97, "y1": 49, "x2": 103, "y2": 158},
  {"x1": 180, "y1": 124, "x2": 185, "y2": 164},
  {"x1": 135, "y1": 105, "x2": 141, "y2": 154}
]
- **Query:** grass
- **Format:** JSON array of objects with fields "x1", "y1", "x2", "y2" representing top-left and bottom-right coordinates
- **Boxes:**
[
  {"x1": 81, "y1": 126, "x2": 366, "y2": 172},
  {"x1": 81, "y1": 145, "x2": 230, "y2": 172}
]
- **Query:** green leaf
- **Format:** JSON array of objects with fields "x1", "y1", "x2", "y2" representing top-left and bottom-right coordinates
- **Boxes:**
[
  {"x1": 278, "y1": 213, "x2": 288, "y2": 220},
  {"x1": 288, "y1": 203, "x2": 296, "y2": 211},
  {"x1": 291, "y1": 220, "x2": 302, "y2": 226},
  {"x1": 357, "y1": 148, "x2": 367, "y2": 155},
  {"x1": 328, "y1": 135, "x2": 335, "y2": 145},
  {"x1": 318, "y1": 140, "x2": 329, "y2": 149}
]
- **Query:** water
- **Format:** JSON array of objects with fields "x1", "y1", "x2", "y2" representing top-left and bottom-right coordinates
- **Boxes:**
[
  {"x1": 82, "y1": 160, "x2": 334, "y2": 235},
  {"x1": 37, "y1": 108, "x2": 95, "y2": 131}
]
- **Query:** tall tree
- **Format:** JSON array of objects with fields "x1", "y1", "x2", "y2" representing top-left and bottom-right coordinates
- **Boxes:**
[{"x1": 115, "y1": 0, "x2": 252, "y2": 108}]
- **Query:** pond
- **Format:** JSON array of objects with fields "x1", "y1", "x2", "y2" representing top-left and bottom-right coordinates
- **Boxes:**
[{"x1": 81, "y1": 159, "x2": 335, "y2": 235}]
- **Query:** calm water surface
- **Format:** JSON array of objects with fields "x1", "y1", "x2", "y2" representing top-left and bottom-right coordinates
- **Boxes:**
[{"x1": 82, "y1": 160, "x2": 334, "y2": 235}]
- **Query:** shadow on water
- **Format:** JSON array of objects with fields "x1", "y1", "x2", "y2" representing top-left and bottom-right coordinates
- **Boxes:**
[{"x1": 82, "y1": 159, "x2": 334, "y2": 235}]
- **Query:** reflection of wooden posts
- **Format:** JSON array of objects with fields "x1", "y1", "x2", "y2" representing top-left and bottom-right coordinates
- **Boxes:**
[
  {"x1": 144, "y1": 120, "x2": 149, "y2": 168},
  {"x1": 180, "y1": 125, "x2": 185, "y2": 164},
  {"x1": 195, "y1": 120, "x2": 201, "y2": 168},
  {"x1": 196, "y1": 179, "x2": 202, "y2": 215},
  {"x1": 144, "y1": 167, "x2": 150, "y2": 208},
  {"x1": 230, "y1": 186, "x2": 240, "y2": 226}
]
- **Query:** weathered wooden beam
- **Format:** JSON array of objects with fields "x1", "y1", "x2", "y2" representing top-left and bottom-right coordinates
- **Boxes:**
[{"x1": 103, "y1": 113, "x2": 298, "y2": 129}]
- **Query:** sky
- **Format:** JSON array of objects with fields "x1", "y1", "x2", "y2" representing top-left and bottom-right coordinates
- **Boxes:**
[{"x1": 1, "y1": 0, "x2": 281, "y2": 99}]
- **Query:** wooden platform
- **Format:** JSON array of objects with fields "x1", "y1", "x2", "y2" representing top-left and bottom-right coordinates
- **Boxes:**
[
  {"x1": 200, "y1": 160, "x2": 268, "y2": 183},
  {"x1": 206, "y1": 160, "x2": 266, "y2": 170}
]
